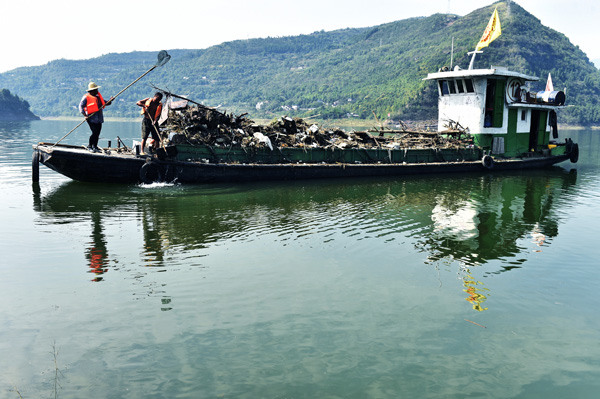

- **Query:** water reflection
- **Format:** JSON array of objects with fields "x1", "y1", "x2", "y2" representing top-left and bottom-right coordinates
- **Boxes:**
[
  {"x1": 417, "y1": 170, "x2": 575, "y2": 268},
  {"x1": 141, "y1": 206, "x2": 167, "y2": 267},
  {"x1": 0, "y1": 121, "x2": 32, "y2": 137},
  {"x1": 463, "y1": 270, "x2": 489, "y2": 311},
  {"x1": 414, "y1": 170, "x2": 577, "y2": 310},
  {"x1": 32, "y1": 168, "x2": 578, "y2": 310}
]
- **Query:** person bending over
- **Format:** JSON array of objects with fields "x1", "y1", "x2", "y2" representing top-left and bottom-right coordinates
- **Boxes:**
[{"x1": 136, "y1": 92, "x2": 163, "y2": 154}]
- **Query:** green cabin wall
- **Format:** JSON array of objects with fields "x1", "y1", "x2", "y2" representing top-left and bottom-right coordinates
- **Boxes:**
[
  {"x1": 505, "y1": 109, "x2": 519, "y2": 157},
  {"x1": 473, "y1": 134, "x2": 492, "y2": 150},
  {"x1": 472, "y1": 109, "x2": 549, "y2": 157}
]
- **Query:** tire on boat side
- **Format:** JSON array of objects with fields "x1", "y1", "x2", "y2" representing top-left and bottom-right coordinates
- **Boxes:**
[
  {"x1": 569, "y1": 143, "x2": 579, "y2": 163},
  {"x1": 481, "y1": 154, "x2": 494, "y2": 169},
  {"x1": 139, "y1": 161, "x2": 163, "y2": 184}
]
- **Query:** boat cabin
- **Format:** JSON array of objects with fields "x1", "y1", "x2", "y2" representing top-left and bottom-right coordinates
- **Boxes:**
[{"x1": 425, "y1": 66, "x2": 565, "y2": 157}]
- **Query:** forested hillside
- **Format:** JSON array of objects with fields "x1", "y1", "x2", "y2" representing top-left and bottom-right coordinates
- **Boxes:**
[
  {"x1": 0, "y1": 89, "x2": 39, "y2": 121},
  {"x1": 1, "y1": 1, "x2": 599, "y2": 125}
]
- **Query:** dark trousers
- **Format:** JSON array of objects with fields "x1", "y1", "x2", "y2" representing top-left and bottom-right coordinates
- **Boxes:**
[
  {"x1": 87, "y1": 121, "x2": 102, "y2": 147},
  {"x1": 141, "y1": 117, "x2": 160, "y2": 141}
]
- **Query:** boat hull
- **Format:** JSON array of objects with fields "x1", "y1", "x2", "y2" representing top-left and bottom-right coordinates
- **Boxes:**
[
  {"x1": 33, "y1": 143, "x2": 572, "y2": 184},
  {"x1": 35, "y1": 143, "x2": 146, "y2": 184},
  {"x1": 172, "y1": 156, "x2": 571, "y2": 183}
]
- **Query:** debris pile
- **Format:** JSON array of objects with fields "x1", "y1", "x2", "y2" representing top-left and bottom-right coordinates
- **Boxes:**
[
  {"x1": 162, "y1": 103, "x2": 473, "y2": 151},
  {"x1": 165, "y1": 103, "x2": 252, "y2": 147}
]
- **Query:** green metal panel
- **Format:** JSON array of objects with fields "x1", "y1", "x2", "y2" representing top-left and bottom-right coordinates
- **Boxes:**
[
  {"x1": 173, "y1": 144, "x2": 482, "y2": 164},
  {"x1": 515, "y1": 133, "x2": 531, "y2": 156},
  {"x1": 505, "y1": 109, "x2": 518, "y2": 156},
  {"x1": 473, "y1": 134, "x2": 493, "y2": 150}
]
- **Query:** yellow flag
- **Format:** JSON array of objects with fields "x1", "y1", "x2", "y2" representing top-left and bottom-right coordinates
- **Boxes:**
[{"x1": 476, "y1": 8, "x2": 502, "y2": 51}]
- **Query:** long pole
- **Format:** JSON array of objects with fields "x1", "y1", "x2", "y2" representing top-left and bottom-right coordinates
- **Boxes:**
[
  {"x1": 144, "y1": 108, "x2": 166, "y2": 150},
  {"x1": 51, "y1": 115, "x2": 95, "y2": 149},
  {"x1": 51, "y1": 51, "x2": 171, "y2": 148}
]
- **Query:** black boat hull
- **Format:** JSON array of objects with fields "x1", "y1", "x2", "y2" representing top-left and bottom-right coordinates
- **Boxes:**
[{"x1": 33, "y1": 143, "x2": 572, "y2": 184}]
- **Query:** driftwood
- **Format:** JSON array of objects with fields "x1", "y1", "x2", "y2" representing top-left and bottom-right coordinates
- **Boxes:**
[{"x1": 155, "y1": 89, "x2": 473, "y2": 151}]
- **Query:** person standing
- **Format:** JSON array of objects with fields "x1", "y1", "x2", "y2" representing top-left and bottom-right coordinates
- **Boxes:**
[
  {"x1": 136, "y1": 92, "x2": 163, "y2": 153},
  {"x1": 78, "y1": 82, "x2": 112, "y2": 152}
]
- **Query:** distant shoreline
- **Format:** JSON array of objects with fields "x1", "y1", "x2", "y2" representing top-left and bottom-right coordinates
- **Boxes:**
[
  {"x1": 40, "y1": 116, "x2": 138, "y2": 122},
  {"x1": 37, "y1": 116, "x2": 600, "y2": 131}
]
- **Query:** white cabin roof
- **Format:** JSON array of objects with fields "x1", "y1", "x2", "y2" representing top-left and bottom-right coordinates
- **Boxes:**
[{"x1": 424, "y1": 66, "x2": 539, "y2": 82}]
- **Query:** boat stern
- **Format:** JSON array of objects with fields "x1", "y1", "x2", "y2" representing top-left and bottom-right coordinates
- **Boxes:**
[{"x1": 32, "y1": 142, "x2": 147, "y2": 184}]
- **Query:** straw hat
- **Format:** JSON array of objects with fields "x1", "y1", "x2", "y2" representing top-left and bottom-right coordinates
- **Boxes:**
[{"x1": 87, "y1": 82, "x2": 101, "y2": 91}]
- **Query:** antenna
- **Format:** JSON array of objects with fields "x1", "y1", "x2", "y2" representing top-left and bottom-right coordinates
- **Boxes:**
[
  {"x1": 446, "y1": 0, "x2": 452, "y2": 23},
  {"x1": 450, "y1": 37, "x2": 454, "y2": 69}
]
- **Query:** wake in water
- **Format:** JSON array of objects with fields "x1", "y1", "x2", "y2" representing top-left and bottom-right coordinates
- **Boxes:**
[{"x1": 138, "y1": 181, "x2": 177, "y2": 188}]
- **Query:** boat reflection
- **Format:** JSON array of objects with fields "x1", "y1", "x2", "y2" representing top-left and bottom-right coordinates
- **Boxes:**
[
  {"x1": 32, "y1": 168, "x2": 578, "y2": 310},
  {"x1": 402, "y1": 170, "x2": 576, "y2": 269},
  {"x1": 414, "y1": 170, "x2": 576, "y2": 310}
]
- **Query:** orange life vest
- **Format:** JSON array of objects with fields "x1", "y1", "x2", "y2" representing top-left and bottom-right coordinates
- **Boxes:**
[
  {"x1": 141, "y1": 99, "x2": 162, "y2": 120},
  {"x1": 84, "y1": 93, "x2": 105, "y2": 115}
]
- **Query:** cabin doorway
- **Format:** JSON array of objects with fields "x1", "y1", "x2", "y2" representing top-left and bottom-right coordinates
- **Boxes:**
[
  {"x1": 529, "y1": 110, "x2": 548, "y2": 151},
  {"x1": 529, "y1": 110, "x2": 540, "y2": 151},
  {"x1": 484, "y1": 79, "x2": 505, "y2": 128}
]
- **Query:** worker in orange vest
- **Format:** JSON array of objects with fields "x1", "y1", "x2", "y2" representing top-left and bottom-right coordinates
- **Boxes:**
[
  {"x1": 136, "y1": 92, "x2": 163, "y2": 154},
  {"x1": 78, "y1": 82, "x2": 113, "y2": 152}
]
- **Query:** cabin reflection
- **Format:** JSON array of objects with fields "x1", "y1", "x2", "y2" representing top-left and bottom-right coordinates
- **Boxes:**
[
  {"x1": 32, "y1": 168, "x2": 577, "y2": 310},
  {"x1": 415, "y1": 170, "x2": 576, "y2": 310},
  {"x1": 418, "y1": 171, "x2": 574, "y2": 269}
]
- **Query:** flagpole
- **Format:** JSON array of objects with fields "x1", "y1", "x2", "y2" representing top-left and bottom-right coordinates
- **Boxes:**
[{"x1": 468, "y1": 50, "x2": 483, "y2": 70}]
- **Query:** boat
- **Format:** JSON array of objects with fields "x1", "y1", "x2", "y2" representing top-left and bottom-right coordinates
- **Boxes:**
[
  {"x1": 32, "y1": 63, "x2": 579, "y2": 185},
  {"x1": 32, "y1": 10, "x2": 579, "y2": 184}
]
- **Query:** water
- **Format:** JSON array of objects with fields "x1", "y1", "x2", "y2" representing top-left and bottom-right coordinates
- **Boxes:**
[{"x1": 1, "y1": 120, "x2": 600, "y2": 398}]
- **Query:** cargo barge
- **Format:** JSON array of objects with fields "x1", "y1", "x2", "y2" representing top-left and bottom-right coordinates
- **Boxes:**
[{"x1": 32, "y1": 62, "x2": 579, "y2": 185}]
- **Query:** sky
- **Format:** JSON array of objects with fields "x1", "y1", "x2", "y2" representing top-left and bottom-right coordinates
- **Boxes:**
[{"x1": 1, "y1": 0, "x2": 598, "y2": 73}]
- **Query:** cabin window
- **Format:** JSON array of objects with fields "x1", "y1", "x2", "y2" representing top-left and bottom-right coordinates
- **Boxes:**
[
  {"x1": 439, "y1": 79, "x2": 474, "y2": 96},
  {"x1": 484, "y1": 79, "x2": 505, "y2": 128},
  {"x1": 464, "y1": 79, "x2": 475, "y2": 93},
  {"x1": 521, "y1": 109, "x2": 527, "y2": 121},
  {"x1": 439, "y1": 80, "x2": 450, "y2": 96},
  {"x1": 448, "y1": 80, "x2": 457, "y2": 94}
]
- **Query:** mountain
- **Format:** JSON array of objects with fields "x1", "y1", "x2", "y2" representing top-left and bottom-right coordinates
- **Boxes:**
[
  {"x1": 0, "y1": 89, "x2": 39, "y2": 121},
  {"x1": 1, "y1": 1, "x2": 599, "y2": 125}
]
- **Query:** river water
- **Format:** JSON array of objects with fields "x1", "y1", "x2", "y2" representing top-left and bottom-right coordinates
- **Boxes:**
[{"x1": 1, "y1": 120, "x2": 600, "y2": 398}]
